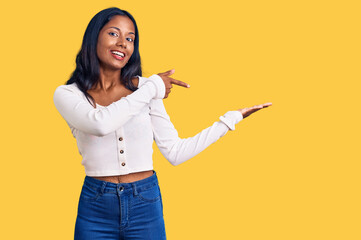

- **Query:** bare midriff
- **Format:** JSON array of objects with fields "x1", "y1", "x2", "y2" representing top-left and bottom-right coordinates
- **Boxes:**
[{"x1": 90, "y1": 170, "x2": 154, "y2": 183}]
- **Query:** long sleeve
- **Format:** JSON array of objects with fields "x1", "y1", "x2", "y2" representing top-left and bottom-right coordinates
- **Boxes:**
[
  {"x1": 149, "y1": 99, "x2": 243, "y2": 166},
  {"x1": 53, "y1": 74, "x2": 165, "y2": 137}
]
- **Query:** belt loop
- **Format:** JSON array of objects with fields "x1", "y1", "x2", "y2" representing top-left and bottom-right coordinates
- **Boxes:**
[
  {"x1": 100, "y1": 182, "x2": 107, "y2": 194},
  {"x1": 131, "y1": 183, "x2": 138, "y2": 196}
]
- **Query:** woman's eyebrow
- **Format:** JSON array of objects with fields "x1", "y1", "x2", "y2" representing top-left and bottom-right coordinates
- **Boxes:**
[{"x1": 109, "y1": 26, "x2": 135, "y2": 35}]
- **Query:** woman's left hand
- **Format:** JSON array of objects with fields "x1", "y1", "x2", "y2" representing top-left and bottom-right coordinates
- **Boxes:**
[{"x1": 237, "y1": 102, "x2": 272, "y2": 118}]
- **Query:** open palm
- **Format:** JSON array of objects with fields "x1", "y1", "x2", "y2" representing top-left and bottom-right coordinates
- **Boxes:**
[{"x1": 238, "y1": 103, "x2": 272, "y2": 118}]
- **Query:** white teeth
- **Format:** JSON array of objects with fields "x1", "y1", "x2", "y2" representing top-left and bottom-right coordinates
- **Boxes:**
[{"x1": 111, "y1": 51, "x2": 124, "y2": 57}]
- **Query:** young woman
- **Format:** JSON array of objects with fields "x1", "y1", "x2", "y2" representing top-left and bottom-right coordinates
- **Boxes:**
[{"x1": 53, "y1": 7, "x2": 271, "y2": 240}]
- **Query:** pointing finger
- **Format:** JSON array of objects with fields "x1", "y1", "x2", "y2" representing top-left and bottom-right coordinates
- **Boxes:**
[{"x1": 171, "y1": 78, "x2": 190, "y2": 88}]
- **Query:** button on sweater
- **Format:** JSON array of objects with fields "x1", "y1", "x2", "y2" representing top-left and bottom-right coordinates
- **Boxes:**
[{"x1": 53, "y1": 74, "x2": 243, "y2": 176}]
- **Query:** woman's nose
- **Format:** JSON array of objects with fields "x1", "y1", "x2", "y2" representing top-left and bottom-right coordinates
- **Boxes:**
[{"x1": 116, "y1": 38, "x2": 127, "y2": 48}]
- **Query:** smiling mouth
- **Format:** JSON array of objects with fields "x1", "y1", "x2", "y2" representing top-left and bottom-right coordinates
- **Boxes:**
[{"x1": 110, "y1": 50, "x2": 125, "y2": 60}]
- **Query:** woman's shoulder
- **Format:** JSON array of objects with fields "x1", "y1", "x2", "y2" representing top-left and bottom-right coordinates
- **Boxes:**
[
  {"x1": 54, "y1": 82, "x2": 81, "y2": 94},
  {"x1": 55, "y1": 82, "x2": 78, "y2": 90},
  {"x1": 53, "y1": 82, "x2": 85, "y2": 102}
]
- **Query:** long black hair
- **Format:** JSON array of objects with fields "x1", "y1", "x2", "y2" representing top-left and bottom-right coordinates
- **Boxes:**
[{"x1": 66, "y1": 7, "x2": 142, "y2": 106}]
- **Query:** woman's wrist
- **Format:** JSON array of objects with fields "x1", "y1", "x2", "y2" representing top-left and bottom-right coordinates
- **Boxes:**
[
  {"x1": 219, "y1": 111, "x2": 244, "y2": 131},
  {"x1": 139, "y1": 74, "x2": 166, "y2": 99}
]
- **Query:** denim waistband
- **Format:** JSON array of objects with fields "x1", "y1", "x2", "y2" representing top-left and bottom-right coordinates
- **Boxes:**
[{"x1": 83, "y1": 170, "x2": 158, "y2": 195}]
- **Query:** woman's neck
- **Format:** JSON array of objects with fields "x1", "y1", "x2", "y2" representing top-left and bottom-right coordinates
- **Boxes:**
[{"x1": 95, "y1": 67, "x2": 122, "y2": 92}]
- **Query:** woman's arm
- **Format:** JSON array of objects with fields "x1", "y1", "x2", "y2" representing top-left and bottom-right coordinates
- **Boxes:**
[
  {"x1": 149, "y1": 99, "x2": 243, "y2": 166},
  {"x1": 53, "y1": 74, "x2": 165, "y2": 137}
]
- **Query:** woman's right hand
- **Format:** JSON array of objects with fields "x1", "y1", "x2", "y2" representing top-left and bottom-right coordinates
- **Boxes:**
[
  {"x1": 238, "y1": 103, "x2": 272, "y2": 118},
  {"x1": 157, "y1": 69, "x2": 190, "y2": 98}
]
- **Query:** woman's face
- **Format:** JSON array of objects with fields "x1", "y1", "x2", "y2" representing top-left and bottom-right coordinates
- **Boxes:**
[{"x1": 96, "y1": 15, "x2": 135, "y2": 71}]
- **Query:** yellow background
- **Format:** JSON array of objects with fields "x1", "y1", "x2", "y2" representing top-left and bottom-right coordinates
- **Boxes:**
[{"x1": 1, "y1": 0, "x2": 360, "y2": 239}]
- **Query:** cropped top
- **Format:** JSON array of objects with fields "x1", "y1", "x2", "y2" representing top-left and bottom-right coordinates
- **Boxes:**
[{"x1": 53, "y1": 74, "x2": 243, "y2": 176}]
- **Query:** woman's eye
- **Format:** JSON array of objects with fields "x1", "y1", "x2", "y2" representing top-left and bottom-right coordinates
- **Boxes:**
[
  {"x1": 127, "y1": 38, "x2": 134, "y2": 42},
  {"x1": 109, "y1": 32, "x2": 118, "y2": 37}
]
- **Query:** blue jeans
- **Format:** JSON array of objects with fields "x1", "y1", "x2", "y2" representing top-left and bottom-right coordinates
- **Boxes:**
[{"x1": 74, "y1": 170, "x2": 166, "y2": 240}]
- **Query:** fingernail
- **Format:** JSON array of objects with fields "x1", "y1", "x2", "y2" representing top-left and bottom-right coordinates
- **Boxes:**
[{"x1": 187, "y1": 84, "x2": 190, "y2": 88}]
